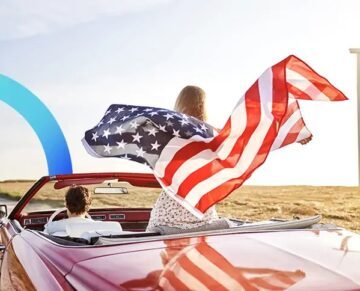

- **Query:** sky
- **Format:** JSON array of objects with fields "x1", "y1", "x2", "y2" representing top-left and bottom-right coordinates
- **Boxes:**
[{"x1": 0, "y1": 0, "x2": 359, "y2": 185}]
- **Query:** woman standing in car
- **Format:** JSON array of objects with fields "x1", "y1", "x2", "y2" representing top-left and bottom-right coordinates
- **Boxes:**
[{"x1": 146, "y1": 85, "x2": 221, "y2": 232}]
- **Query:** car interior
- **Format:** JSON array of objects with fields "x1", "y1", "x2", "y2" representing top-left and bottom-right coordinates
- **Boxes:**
[{"x1": 13, "y1": 176, "x2": 325, "y2": 247}]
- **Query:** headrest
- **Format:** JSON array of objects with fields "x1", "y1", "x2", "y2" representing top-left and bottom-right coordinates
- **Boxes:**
[{"x1": 66, "y1": 221, "x2": 122, "y2": 237}]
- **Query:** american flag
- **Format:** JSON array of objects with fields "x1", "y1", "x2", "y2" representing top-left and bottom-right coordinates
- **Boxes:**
[
  {"x1": 159, "y1": 239, "x2": 306, "y2": 291},
  {"x1": 83, "y1": 55, "x2": 347, "y2": 217},
  {"x1": 121, "y1": 237, "x2": 306, "y2": 290}
]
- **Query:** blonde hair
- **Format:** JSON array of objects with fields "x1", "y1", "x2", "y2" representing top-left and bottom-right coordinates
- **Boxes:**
[{"x1": 174, "y1": 85, "x2": 207, "y2": 122}]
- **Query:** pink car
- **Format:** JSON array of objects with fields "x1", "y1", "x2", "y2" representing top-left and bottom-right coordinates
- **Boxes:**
[{"x1": 0, "y1": 172, "x2": 359, "y2": 290}]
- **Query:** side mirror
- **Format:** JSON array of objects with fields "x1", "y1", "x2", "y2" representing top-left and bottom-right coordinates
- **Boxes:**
[{"x1": 0, "y1": 205, "x2": 8, "y2": 219}]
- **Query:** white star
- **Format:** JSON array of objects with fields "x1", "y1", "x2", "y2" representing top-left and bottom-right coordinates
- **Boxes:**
[
  {"x1": 116, "y1": 139, "x2": 127, "y2": 149},
  {"x1": 135, "y1": 113, "x2": 144, "y2": 117},
  {"x1": 107, "y1": 117, "x2": 116, "y2": 125},
  {"x1": 181, "y1": 113, "x2": 189, "y2": 120},
  {"x1": 97, "y1": 120, "x2": 104, "y2": 127},
  {"x1": 164, "y1": 113, "x2": 174, "y2": 120},
  {"x1": 115, "y1": 107, "x2": 124, "y2": 114},
  {"x1": 132, "y1": 132, "x2": 143, "y2": 142},
  {"x1": 102, "y1": 128, "x2": 111, "y2": 139},
  {"x1": 185, "y1": 130, "x2": 192, "y2": 136},
  {"x1": 136, "y1": 147, "x2": 146, "y2": 157},
  {"x1": 194, "y1": 127, "x2": 203, "y2": 133},
  {"x1": 151, "y1": 140, "x2": 161, "y2": 151},
  {"x1": 130, "y1": 107, "x2": 138, "y2": 113},
  {"x1": 180, "y1": 119, "x2": 189, "y2": 126},
  {"x1": 121, "y1": 115, "x2": 129, "y2": 121},
  {"x1": 144, "y1": 108, "x2": 153, "y2": 112},
  {"x1": 121, "y1": 154, "x2": 131, "y2": 160},
  {"x1": 158, "y1": 124, "x2": 166, "y2": 132},
  {"x1": 130, "y1": 120, "x2": 139, "y2": 129},
  {"x1": 149, "y1": 111, "x2": 158, "y2": 117},
  {"x1": 200, "y1": 123, "x2": 208, "y2": 131},
  {"x1": 115, "y1": 125, "x2": 125, "y2": 135},
  {"x1": 172, "y1": 129, "x2": 180, "y2": 138},
  {"x1": 105, "y1": 109, "x2": 112, "y2": 115},
  {"x1": 147, "y1": 128, "x2": 158, "y2": 136},
  {"x1": 104, "y1": 144, "x2": 112, "y2": 154},
  {"x1": 166, "y1": 120, "x2": 174, "y2": 127},
  {"x1": 91, "y1": 132, "x2": 99, "y2": 142}
]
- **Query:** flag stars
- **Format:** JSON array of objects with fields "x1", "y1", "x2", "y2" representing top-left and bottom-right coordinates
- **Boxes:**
[
  {"x1": 104, "y1": 144, "x2": 112, "y2": 154},
  {"x1": 147, "y1": 128, "x2": 158, "y2": 136},
  {"x1": 102, "y1": 128, "x2": 111, "y2": 139},
  {"x1": 180, "y1": 119, "x2": 189, "y2": 126},
  {"x1": 166, "y1": 120, "x2": 174, "y2": 127},
  {"x1": 121, "y1": 115, "x2": 130, "y2": 121},
  {"x1": 116, "y1": 139, "x2": 127, "y2": 149},
  {"x1": 97, "y1": 120, "x2": 104, "y2": 127},
  {"x1": 91, "y1": 132, "x2": 99, "y2": 142},
  {"x1": 164, "y1": 113, "x2": 174, "y2": 120},
  {"x1": 105, "y1": 109, "x2": 112, "y2": 115},
  {"x1": 115, "y1": 125, "x2": 125, "y2": 135},
  {"x1": 151, "y1": 140, "x2": 161, "y2": 151},
  {"x1": 144, "y1": 108, "x2": 153, "y2": 112},
  {"x1": 130, "y1": 107, "x2": 138, "y2": 113},
  {"x1": 121, "y1": 154, "x2": 131, "y2": 160},
  {"x1": 158, "y1": 124, "x2": 167, "y2": 132},
  {"x1": 172, "y1": 129, "x2": 180, "y2": 138},
  {"x1": 107, "y1": 117, "x2": 116, "y2": 125},
  {"x1": 136, "y1": 147, "x2": 146, "y2": 157},
  {"x1": 200, "y1": 124, "x2": 208, "y2": 131},
  {"x1": 149, "y1": 111, "x2": 158, "y2": 117},
  {"x1": 130, "y1": 120, "x2": 139, "y2": 129},
  {"x1": 194, "y1": 126, "x2": 203, "y2": 133},
  {"x1": 185, "y1": 130, "x2": 192, "y2": 137},
  {"x1": 181, "y1": 113, "x2": 189, "y2": 120},
  {"x1": 132, "y1": 132, "x2": 143, "y2": 143},
  {"x1": 115, "y1": 107, "x2": 124, "y2": 114}
]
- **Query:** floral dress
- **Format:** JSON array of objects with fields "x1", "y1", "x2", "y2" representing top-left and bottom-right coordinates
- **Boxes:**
[{"x1": 146, "y1": 190, "x2": 219, "y2": 232}]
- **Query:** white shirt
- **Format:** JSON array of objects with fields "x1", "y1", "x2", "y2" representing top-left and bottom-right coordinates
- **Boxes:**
[{"x1": 44, "y1": 217, "x2": 94, "y2": 236}]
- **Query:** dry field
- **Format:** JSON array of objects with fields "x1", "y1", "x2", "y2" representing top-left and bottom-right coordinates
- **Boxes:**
[{"x1": 0, "y1": 181, "x2": 359, "y2": 233}]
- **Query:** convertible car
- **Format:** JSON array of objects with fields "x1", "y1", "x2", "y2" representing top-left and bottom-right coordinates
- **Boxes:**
[{"x1": 0, "y1": 172, "x2": 359, "y2": 290}]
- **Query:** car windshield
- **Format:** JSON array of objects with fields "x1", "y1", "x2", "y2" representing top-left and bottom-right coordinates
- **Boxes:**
[{"x1": 22, "y1": 180, "x2": 161, "y2": 214}]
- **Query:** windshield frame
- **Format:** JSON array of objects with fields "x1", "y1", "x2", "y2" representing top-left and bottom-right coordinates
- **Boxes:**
[{"x1": 9, "y1": 172, "x2": 161, "y2": 220}]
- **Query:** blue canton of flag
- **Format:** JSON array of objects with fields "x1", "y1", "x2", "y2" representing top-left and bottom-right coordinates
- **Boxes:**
[{"x1": 82, "y1": 105, "x2": 215, "y2": 168}]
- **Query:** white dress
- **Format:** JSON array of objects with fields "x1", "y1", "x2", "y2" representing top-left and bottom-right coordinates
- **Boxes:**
[{"x1": 146, "y1": 190, "x2": 219, "y2": 232}]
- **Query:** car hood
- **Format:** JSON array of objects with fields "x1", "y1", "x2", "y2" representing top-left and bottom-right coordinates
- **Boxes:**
[{"x1": 66, "y1": 229, "x2": 360, "y2": 290}]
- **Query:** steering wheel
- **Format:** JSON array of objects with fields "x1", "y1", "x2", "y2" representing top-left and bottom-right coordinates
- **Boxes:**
[{"x1": 48, "y1": 207, "x2": 91, "y2": 223}]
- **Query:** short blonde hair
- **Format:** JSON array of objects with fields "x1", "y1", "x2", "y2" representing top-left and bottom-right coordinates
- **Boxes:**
[{"x1": 174, "y1": 85, "x2": 207, "y2": 122}]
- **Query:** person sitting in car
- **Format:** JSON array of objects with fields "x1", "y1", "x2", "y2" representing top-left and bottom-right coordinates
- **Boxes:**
[{"x1": 44, "y1": 185, "x2": 94, "y2": 236}]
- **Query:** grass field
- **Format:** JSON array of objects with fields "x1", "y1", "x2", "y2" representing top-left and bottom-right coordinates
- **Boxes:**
[{"x1": 0, "y1": 181, "x2": 359, "y2": 233}]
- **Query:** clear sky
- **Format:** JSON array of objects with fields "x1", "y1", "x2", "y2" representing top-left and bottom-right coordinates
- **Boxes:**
[{"x1": 0, "y1": 0, "x2": 359, "y2": 185}]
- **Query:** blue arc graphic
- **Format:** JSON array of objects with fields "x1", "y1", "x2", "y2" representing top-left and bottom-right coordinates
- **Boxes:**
[{"x1": 0, "y1": 74, "x2": 72, "y2": 175}]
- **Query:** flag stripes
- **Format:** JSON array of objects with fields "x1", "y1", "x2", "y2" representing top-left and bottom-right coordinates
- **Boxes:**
[
  {"x1": 155, "y1": 55, "x2": 346, "y2": 216},
  {"x1": 159, "y1": 239, "x2": 305, "y2": 290}
]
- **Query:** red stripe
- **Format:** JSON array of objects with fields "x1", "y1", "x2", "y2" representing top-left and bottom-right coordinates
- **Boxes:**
[
  {"x1": 161, "y1": 270, "x2": 190, "y2": 290},
  {"x1": 279, "y1": 118, "x2": 305, "y2": 148},
  {"x1": 160, "y1": 117, "x2": 232, "y2": 187},
  {"x1": 287, "y1": 82, "x2": 313, "y2": 100},
  {"x1": 286, "y1": 55, "x2": 347, "y2": 101},
  {"x1": 195, "y1": 244, "x2": 256, "y2": 290},
  {"x1": 178, "y1": 254, "x2": 228, "y2": 291},
  {"x1": 195, "y1": 60, "x2": 288, "y2": 212},
  {"x1": 279, "y1": 100, "x2": 300, "y2": 126},
  {"x1": 176, "y1": 80, "x2": 262, "y2": 198}
]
